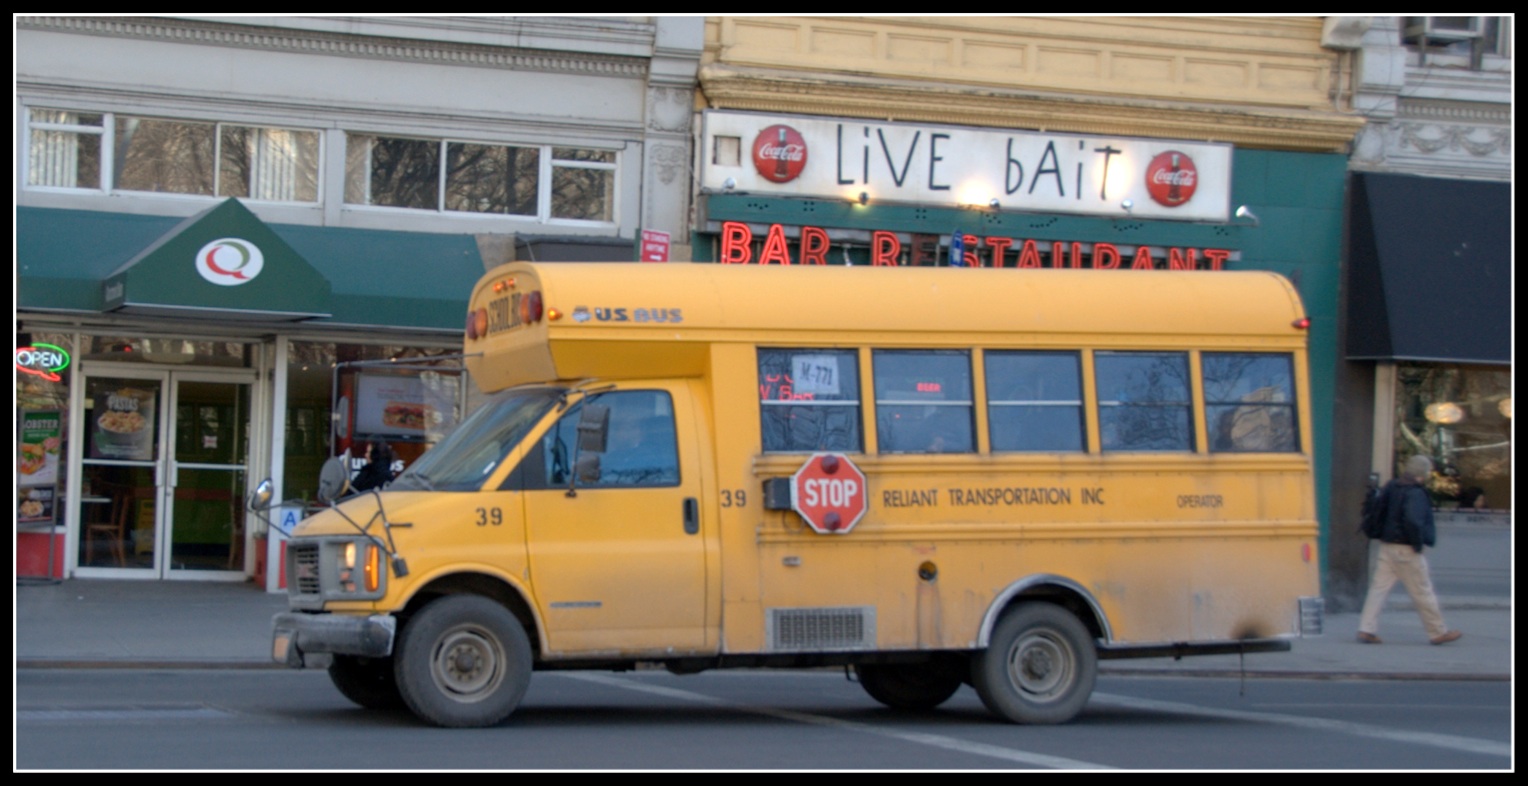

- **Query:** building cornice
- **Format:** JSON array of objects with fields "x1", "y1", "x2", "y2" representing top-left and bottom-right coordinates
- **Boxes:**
[
  {"x1": 700, "y1": 65, "x2": 1364, "y2": 153},
  {"x1": 17, "y1": 15, "x2": 649, "y2": 79}
]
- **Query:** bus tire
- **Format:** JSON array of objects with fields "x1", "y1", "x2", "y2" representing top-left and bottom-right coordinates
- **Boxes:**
[
  {"x1": 855, "y1": 662, "x2": 964, "y2": 710},
  {"x1": 971, "y1": 602, "x2": 1096, "y2": 724},
  {"x1": 329, "y1": 655, "x2": 405, "y2": 710},
  {"x1": 394, "y1": 595, "x2": 532, "y2": 728}
]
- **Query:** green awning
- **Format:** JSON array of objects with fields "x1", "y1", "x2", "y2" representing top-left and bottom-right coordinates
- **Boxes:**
[
  {"x1": 101, "y1": 198, "x2": 331, "y2": 320},
  {"x1": 18, "y1": 201, "x2": 486, "y2": 332}
]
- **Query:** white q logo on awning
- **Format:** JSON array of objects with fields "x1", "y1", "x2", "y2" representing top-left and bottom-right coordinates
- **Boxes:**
[{"x1": 195, "y1": 238, "x2": 264, "y2": 286}]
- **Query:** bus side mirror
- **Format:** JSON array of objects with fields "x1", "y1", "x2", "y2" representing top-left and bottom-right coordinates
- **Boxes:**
[
  {"x1": 577, "y1": 403, "x2": 610, "y2": 454},
  {"x1": 316, "y1": 456, "x2": 351, "y2": 504},
  {"x1": 247, "y1": 478, "x2": 275, "y2": 512},
  {"x1": 574, "y1": 454, "x2": 602, "y2": 484}
]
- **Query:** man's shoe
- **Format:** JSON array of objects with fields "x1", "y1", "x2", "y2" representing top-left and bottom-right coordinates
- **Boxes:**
[
  {"x1": 1356, "y1": 632, "x2": 1382, "y2": 644},
  {"x1": 1430, "y1": 630, "x2": 1462, "y2": 645}
]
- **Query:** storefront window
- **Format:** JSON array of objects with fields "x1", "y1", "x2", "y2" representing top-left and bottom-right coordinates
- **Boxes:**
[
  {"x1": 1394, "y1": 363, "x2": 1511, "y2": 512},
  {"x1": 84, "y1": 336, "x2": 250, "y2": 367},
  {"x1": 284, "y1": 341, "x2": 466, "y2": 504},
  {"x1": 17, "y1": 332, "x2": 74, "y2": 548}
]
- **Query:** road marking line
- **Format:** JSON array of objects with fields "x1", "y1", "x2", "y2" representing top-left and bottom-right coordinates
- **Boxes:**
[
  {"x1": 1091, "y1": 693, "x2": 1509, "y2": 759},
  {"x1": 561, "y1": 673, "x2": 1112, "y2": 770}
]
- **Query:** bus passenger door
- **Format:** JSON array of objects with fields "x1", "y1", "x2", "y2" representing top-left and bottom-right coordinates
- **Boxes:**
[{"x1": 521, "y1": 384, "x2": 709, "y2": 655}]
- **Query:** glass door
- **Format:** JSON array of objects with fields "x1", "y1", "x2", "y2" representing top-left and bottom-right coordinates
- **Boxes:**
[
  {"x1": 165, "y1": 375, "x2": 252, "y2": 577},
  {"x1": 75, "y1": 369, "x2": 254, "y2": 578},
  {"x1": 77, "y1": 371, "x2": 168, "y2": 576}
]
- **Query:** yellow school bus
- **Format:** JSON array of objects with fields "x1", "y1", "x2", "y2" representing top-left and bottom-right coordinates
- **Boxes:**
[{"x1": 265, "y1": 261, "x2": 1323, "y2": 728}]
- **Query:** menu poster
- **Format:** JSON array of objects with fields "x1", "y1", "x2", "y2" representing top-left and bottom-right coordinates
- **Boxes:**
[
  {"x1": 18, "y1": 486, "x2": 56, "y2": 523},
  {"x1": 354, "y1": 373, "x2": 458, "y2": 439},
  {"x1": 18, "y1": 409, "x2": 62, "y2": 487},
  {"x1": 89, "y1": 382, "x2": 158, "y2": 461}
]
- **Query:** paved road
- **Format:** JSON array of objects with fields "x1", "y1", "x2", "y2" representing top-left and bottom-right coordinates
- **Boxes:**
[{"x1": 15, "y1": 669, "x2": 1512, "y2": 770}]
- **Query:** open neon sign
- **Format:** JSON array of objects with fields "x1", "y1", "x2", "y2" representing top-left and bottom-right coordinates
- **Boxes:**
[{"x1": 17, "y1": 343, "x2": 71, "y2": 383}]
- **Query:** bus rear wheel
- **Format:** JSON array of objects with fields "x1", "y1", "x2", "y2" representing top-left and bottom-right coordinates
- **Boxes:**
[
  {"x1": 972, "y1": 602, "x2": 1096, "y2": 724},
  {"x1": 856, "y1": 661, "x2": 964, "y2": 710},
  {"x1": 394, "y1": 595, "x2": 532, "y2": 728}
]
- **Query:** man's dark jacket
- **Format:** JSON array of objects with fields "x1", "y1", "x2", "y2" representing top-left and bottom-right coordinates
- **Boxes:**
[{"x1": 1377, "y1": 477, "x2": 1437, "y2": 553}]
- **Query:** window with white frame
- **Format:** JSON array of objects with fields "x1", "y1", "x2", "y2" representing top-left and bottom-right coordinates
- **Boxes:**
[
  {"x1": 345, "y1": 133, "x2": 616, "y2": 223},
  {"x1": 24, "y1": 108, "x2": 319, "y2": 202},
  {"x1": 1402, "y1": 16, "x2": 1509, "y2": 65}
]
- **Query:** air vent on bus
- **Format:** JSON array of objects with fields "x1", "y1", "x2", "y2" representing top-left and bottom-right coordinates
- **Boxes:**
[{"x1": 767, "y1": 606, "x2": 876, "y2": 651}]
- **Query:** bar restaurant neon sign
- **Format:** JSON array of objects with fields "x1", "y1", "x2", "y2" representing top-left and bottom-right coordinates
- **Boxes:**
[
  {"x1": 718, "y1": 220, "x2": 1233, "y2": 270},
  {"x1": 17, "y1": 343, "x2": 71, "y2": 382}
]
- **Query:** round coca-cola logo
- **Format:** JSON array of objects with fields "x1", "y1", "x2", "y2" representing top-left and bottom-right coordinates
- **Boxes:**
[
  {"x1": 752, "y1": 124, "x2": 808, "y2": 183},
  {"x1": 1144, "y1": 150, "x2": 1198, "y2": 207}
]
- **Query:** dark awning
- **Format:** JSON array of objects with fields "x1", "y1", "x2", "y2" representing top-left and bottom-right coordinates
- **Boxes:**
[{"x1": 1345, "y1": 172, "x2": 1510, "y2": 364}]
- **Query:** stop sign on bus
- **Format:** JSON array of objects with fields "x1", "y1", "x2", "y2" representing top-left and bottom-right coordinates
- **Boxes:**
[{"x1": 790, "y1": 453, "x2": 868, "y2": 534}]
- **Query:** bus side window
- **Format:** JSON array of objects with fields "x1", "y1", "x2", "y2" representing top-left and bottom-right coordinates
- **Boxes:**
[
  {"x1": 1203, "y1": 352, "x2": 1299, "y2": 453},
  {"x1": 758, "y1": 348, "x2": 862, "y2": 453},
  {"x1": 1095, "y1": 351, "x2": 1194, "y2": 452},
  {"x1": 542, "y1": 391, "x2": 680, "y2": 489},
  {"x1": 986, "y1": 350, "x2": 1086, "y2": 452},
  {"x1": 873, "y1": 349, "x2": 974, "y2": 454}
]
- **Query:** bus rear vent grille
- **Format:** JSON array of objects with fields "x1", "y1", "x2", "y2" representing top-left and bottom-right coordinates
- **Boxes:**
[{"x1": 767, "y1": 606, "x2": 875, "y2": 652}]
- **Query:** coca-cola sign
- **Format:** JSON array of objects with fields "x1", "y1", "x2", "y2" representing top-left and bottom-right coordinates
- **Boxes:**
[
  {"x1": 1144, "y1": 150, "x2": 1198, "y2": 207},
  {"x1": 753, "y1": 124, "x2": 808, "y2": 183}
]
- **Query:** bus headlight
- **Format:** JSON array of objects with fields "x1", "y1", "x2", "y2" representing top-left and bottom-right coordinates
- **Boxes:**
[{"x1": 337, "y1": 540, "x2": 383, "y2": 594}]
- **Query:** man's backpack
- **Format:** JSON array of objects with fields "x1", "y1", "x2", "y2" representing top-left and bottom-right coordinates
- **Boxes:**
[{"x1": 1359, "y1": 483, "x2": 1388, "y2": 539}]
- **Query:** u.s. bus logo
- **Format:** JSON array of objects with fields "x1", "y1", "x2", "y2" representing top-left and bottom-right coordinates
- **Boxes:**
[{"x1": 195, "y1": 238, "x2": 264, "y2": 286}]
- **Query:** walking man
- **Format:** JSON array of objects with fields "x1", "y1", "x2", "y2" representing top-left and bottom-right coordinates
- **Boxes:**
[{"x1": 1356, "y1": 454, "x2": 1463, "y2": 645}]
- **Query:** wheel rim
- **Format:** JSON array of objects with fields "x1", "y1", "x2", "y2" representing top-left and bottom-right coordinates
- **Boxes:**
[
  {"x1": 1006, "y1": 628, "x2": 1075, "y2": 702},
  {"x1": 430, "y1": 623, "x2": 506, "y2": 703}
]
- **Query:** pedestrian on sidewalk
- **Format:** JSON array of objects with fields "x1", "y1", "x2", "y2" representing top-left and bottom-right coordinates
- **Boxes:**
[
  {"x1": 1356, "y1": 454, "x2": 1463, "y2": 646},
  {"x1": 351, "y1": 441, "x2": 396, "y2": 492}
]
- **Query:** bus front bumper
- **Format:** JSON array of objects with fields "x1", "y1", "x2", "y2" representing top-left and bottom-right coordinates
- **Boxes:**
[{"x1": 271, "y1": 611, "x2": 396, "y2": 669}]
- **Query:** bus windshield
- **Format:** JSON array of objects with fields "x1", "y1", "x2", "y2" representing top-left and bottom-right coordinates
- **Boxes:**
[{"x1": 391, "y1": 386, "x2": 561, "y2": 491}]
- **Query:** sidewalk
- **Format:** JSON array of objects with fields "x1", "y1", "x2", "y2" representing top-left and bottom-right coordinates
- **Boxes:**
[{"x1": 13, "y1": 524, "x2": 1511, "y2": 679}]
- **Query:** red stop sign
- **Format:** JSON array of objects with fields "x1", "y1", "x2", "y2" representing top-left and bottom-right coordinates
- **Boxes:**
[{"x1": 790, "y1": 453, "x2": 868, "y2": 535}]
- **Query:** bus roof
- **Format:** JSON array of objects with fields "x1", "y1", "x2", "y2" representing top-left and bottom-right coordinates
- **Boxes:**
[{"x1": 464, "y1": 262, "x2": 1308, "y2": 392}]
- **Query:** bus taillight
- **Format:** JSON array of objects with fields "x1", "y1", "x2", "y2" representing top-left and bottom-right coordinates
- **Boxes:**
[{"x1": 520, "y1": 291, "x2": 544, "y2": 324}]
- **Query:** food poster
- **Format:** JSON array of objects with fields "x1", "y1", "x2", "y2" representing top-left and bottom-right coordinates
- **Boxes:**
[
  {"x1": 18, "y1": 486, "x2": 56, "y2": 523},
  {"x1": 88, "y1": 381, "x2": 159, "y2": 461},
  {"x1": 354, "y1": 372, "x2": 458, "y2": 440},
  {"x1": 18, "y1": 410, "x2": 62, "y2": 486}
]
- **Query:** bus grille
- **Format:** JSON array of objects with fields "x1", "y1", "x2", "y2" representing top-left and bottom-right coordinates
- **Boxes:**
[
  {"x1": 767, "y1": 606, "x2": 876, "y2": 651},
  {"x1": 289, "y1": 543, "x2": 321, "y2": 597}
]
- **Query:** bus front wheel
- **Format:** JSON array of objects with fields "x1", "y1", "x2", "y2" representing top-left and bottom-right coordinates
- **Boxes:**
[
  {"x1": 394, "y1": 595, "x2": 532, "y2": 728},
  {"x1": 972, "y1": 602, "x2": 1096, "y2": 724},
  {"x1": 329, "y1": 655, "x2": 404, "y2": 710}
]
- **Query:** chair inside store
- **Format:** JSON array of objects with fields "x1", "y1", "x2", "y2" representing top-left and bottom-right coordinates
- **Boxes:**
[{"x1": 85, "y1": 479, "x2": 131, "y2": 567}]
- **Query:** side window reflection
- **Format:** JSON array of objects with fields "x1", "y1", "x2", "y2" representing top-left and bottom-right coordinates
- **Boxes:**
[{"x1": 544, "y1": 390, "x2": 679, "y2": 489}]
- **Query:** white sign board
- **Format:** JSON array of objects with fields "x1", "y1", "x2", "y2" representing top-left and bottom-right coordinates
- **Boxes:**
[{"x1": 701, "y1": 110, "x2": 1232, "y2": 222}]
